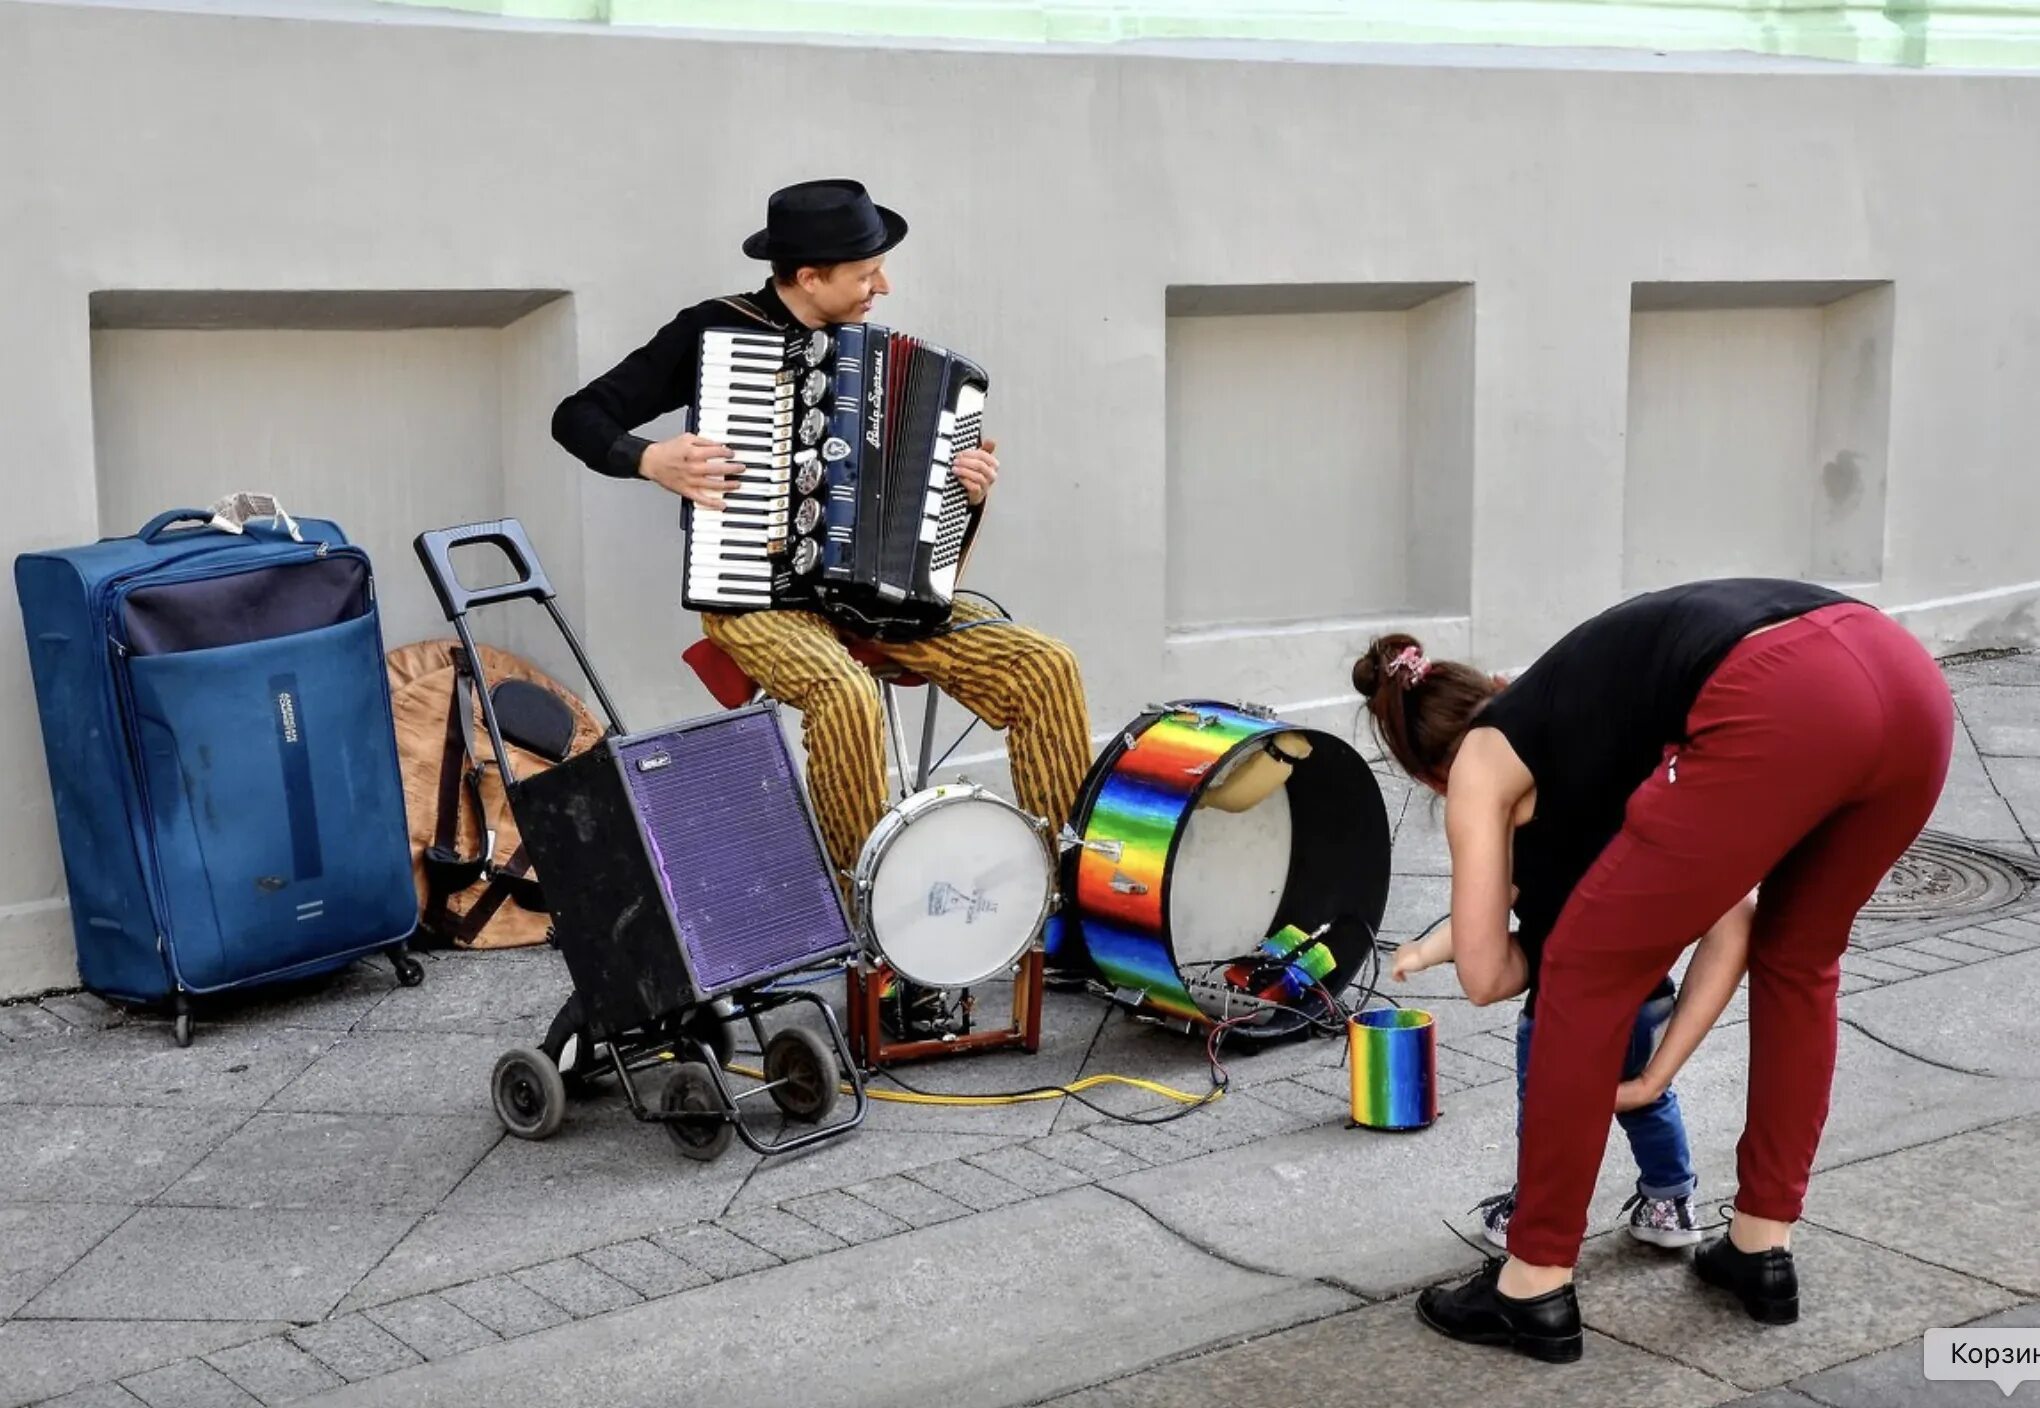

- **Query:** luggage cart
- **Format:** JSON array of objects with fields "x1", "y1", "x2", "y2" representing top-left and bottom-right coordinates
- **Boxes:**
[{"x1": 414, "y1": 519, "x2": 867, "y2": 1161}]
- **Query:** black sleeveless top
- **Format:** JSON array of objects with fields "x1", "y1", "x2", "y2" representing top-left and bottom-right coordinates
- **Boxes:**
[{"x1": 1475, "y1": 578, "x2": 1858, "y2": 1011}]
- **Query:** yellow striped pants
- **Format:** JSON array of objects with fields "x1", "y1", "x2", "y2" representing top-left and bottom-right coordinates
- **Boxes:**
[{"x1": 699, "y1": 599, "x2": 1093, "y2": 877}]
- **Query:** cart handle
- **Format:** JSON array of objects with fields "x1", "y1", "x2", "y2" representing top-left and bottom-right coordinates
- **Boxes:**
[
  {"x1": 412, "y1": 517, "x2": 629, "y2": 754},
  {"x1": 413, "y1": 520, "x2": 556, "y2": 620}
]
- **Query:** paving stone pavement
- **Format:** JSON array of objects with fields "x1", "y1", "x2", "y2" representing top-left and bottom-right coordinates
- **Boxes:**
[{"x1": 0, "y1": 652, "x2": 2036, "y2": 1406}]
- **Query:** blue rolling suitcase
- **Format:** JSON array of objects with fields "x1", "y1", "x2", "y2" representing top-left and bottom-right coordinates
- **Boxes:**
[{"x1": 15, "y1": 501, "x2": 422, "y2": 1045}]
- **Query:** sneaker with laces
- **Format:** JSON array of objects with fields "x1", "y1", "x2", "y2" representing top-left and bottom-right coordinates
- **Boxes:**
[
  {"x1": 1474, "y1": 1188, "x2": 1516, "y2": 1252},
  {"x1": 1623, "y1": 1190, "x2": 1702, "y2": 1248}
]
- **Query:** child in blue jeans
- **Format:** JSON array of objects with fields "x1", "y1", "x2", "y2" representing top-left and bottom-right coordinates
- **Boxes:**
[{"x1": 1393, "y1": 893, "x2": 1755, "y2": 1250}]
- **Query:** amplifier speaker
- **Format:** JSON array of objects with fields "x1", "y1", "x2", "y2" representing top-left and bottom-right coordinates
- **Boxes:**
[{"x1": 512, "y1": 702, "x2": 855, "y2": 1036}]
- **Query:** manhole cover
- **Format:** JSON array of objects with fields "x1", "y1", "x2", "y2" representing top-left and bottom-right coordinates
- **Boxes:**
[{"x1": 1863, "y1": 834, "x2": 2030, "y2": 920}]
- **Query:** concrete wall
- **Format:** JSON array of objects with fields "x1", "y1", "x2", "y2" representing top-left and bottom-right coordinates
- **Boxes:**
[{"x1": 2, "y1": 1, "x2": 2039, "y2": 992}]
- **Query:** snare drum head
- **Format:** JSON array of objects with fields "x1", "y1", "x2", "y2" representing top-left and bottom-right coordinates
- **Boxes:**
[{"x1": 861, "y1": 789, "x2": 1052, "y2": 989}]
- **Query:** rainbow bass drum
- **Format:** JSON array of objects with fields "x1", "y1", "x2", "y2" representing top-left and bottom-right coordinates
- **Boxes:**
[{"x1": 1055, "y1": 700, "x2": 1391, "y2": 1026}]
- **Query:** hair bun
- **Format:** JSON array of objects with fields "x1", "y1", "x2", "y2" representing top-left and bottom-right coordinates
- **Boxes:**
[
  {"x1": 1351, "y1": 654, "x2": 1384, "y2": 700},
  {"x1": 1353, "y1": 633, "x2": 1423, "y2": 700}
]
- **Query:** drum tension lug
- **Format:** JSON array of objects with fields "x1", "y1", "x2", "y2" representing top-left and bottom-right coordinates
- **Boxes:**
[
  {"x1": 1149, "y1": 703, "x2": 1224, "y2": 731},
  {"x1": 1056, "y1": 823, "x2": 1126, "y2": 863}
]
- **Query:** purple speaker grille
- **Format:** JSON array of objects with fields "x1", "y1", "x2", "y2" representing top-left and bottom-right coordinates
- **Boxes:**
[{"x1": 619, "y1": 712, "x2": 854, "y2": 993}]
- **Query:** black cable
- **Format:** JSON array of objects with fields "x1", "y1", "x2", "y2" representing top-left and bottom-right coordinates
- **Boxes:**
[
  {"x1": 1371, "y1": 911, "x2": 1451, "y2": 954},
  {"x1": 953, "y1": 587, "x2": 1011, "y2": 619},
  {"x1": 929, "y1": 719, "x2": 982, "y2": 776},
  {"x1": 1349, "y1": 909, "x2": 1452, "y2": 1016}
]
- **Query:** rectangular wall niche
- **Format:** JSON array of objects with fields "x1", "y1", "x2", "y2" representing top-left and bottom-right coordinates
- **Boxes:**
[
  {"x1": 88, "y1": 288, "x2": 575, "y2": 658},
  {"x1": 1164, "y1": 282, "x2": 1473, "y2": 634},
  {"x1": 1623, "y1": 280, "x2": 1894, "y2": 594}
]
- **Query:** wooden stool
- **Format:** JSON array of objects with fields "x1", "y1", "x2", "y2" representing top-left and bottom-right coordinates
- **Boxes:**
[{"x1": 681, "y1": 635, "x2": 1045, "y2": 1069}]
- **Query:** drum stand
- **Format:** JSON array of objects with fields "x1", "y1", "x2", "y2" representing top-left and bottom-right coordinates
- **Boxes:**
[
  {"x1": 845, "y1": 951, "x2": 1046, "y2": 1068},
  {"x1": 843, "y1": 668, "x2": 1048, "y2": 1069}
]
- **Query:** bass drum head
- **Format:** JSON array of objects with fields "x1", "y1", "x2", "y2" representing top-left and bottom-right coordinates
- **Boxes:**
[
  {"x1": 862, "y1": 790, "x2": 1052, "y2": 989},
  {"x1": 1168, "y1": 787, "x2": 1293, "y2": 982}
]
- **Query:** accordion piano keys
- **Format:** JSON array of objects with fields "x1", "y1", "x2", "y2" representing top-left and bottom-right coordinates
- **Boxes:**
[{"x1": 688, "y1": 331, "x2": 797, "y2": 609}]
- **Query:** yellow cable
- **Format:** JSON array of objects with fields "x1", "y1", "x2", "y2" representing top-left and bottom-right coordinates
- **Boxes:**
[{"x1": 723, "y1": 1061, "x2": 1220, "y2": 1109}]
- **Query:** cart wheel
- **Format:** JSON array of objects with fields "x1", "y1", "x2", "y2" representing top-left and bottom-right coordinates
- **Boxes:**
[
  {"x1": 764, "y1": 1027, "x2": 840, "y2": 1124},
  {"x1": 172, "y1": 1013, "x2": 194, "y2": 1049},
  {"x1": 660, "y1": 1062, "x2": 734, "y2": 1162},
  {"x1": 492, "y1": 1047, "x2": 566, "y2": 1140},
  {"x1": 393, "y1": 953, "x2": 426, "y2": 988}
]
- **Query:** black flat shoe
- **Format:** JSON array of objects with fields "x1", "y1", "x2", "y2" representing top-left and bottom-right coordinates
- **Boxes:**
[
  {"x1": 1693, "y1": 1235, "x2": 1799, "y2": 1325},
  {"x1": 1415, "y1": 1257, "x2": 1584, "y2": 1363}
]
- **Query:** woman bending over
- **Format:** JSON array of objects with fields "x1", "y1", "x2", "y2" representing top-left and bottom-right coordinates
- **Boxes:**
[{"x1": 1353, "y1": 578, "x2": 1952, "y2": 1363}]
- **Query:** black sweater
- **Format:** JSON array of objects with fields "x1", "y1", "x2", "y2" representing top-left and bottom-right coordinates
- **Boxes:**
[{"x1": 551, "y1": 282, "x2": 804, "y2": 479}]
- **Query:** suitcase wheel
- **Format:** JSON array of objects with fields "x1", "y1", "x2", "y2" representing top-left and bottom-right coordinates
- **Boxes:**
[
  {"x1": 660, "y1": 1062, "x2": 734, "y2": 1162},
  {"x1": 173, "y1": 1013, "x2": 194, "y2": 1048},
  {"x1": 392, "y1": 953, "x2": 425, "y2": 988},
  {"x1": 492, "y1": 1047, "x2": 567, "y2": 1140}
]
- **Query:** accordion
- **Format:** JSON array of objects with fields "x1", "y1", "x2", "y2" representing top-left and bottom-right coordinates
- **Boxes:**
[{"x1": 683, "y1": 321, "x2": 988, "y2": 637}]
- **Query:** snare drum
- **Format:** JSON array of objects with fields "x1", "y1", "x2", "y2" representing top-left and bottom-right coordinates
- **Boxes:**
[
  {"x1": 1058, "y1": 701, "x2": 1390, "y2": 1024},
  {"x1": 851, "y1": 784, "x2": 1056, "y2": 989}
]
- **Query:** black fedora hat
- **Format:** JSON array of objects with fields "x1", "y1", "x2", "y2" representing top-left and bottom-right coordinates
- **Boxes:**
[{"x1": 742, "y1": 178, "x2": 909, "y2": 264}]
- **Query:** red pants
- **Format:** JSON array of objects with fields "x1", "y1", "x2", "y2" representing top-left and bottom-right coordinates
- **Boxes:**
[{"x1": 1508, "y1": 604, "x2": 1954, "y2": 1267}]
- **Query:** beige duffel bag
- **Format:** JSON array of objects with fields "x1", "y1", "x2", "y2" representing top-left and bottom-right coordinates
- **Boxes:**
[{"x1": 386, "y1": 639, "x2": 603, "y2": 949}]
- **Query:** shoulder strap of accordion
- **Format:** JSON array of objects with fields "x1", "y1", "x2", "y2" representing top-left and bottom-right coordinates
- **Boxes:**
[{"x1": 714, "y1": 295, "x2": 787, "y2": 329}]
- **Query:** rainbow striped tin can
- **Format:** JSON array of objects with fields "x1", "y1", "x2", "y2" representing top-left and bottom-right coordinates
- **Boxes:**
[{"x1": 1348, "y1": 1007, "x2": 1438, "y2": 1131}]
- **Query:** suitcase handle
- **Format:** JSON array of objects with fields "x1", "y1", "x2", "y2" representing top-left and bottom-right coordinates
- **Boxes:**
[
  {"x1": 138, "y1": 508, "x2": 302, "y2": 545},
  {"x1": 413, "y1": 520, "x2": 557, "y2": 619}
]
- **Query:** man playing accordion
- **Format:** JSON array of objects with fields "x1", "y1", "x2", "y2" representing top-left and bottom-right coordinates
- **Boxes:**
[{"x1": 552, "y1": 178, "x2": 1091, "y2": 1039}]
